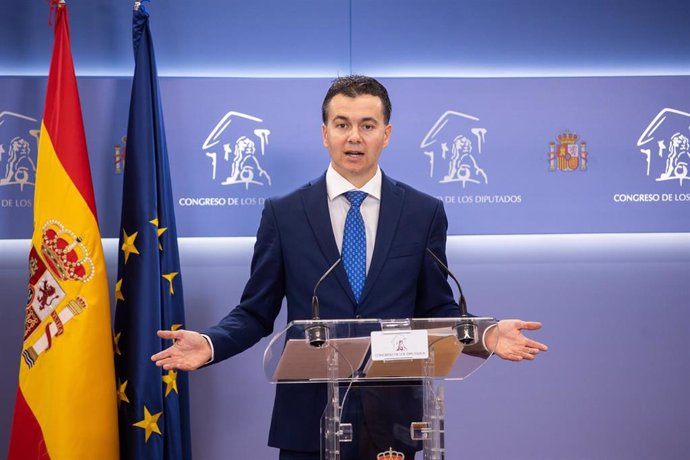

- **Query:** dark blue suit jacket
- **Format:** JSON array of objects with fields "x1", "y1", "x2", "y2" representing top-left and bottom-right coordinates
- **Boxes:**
[{"x1": 204, "y1": 171, "x2": 460, "y2": 451}]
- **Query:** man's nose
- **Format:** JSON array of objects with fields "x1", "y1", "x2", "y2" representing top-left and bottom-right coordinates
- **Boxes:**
[{"x1": 347, "y1": 127, "x2": 362, "y2": 143}]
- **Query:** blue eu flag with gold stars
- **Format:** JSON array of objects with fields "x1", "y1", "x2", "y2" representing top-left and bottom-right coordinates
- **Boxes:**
[{"x1": 114, "y1": 3, "x2": 192, "y2": 459}]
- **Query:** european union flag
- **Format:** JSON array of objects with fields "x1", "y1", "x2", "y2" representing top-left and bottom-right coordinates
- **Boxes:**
[{"x1": 114, "y1": 4, "x2": 192, "y2": 459}]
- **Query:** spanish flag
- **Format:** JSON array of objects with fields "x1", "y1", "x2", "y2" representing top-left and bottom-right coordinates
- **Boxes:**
[{"x1": 7, "y1": 3, "x2": 119, "y2": 459}]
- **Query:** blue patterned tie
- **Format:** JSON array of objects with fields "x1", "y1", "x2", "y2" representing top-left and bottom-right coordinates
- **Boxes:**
[{"x1": 342, "y1": 191, "x2": 367, "y2": 303}]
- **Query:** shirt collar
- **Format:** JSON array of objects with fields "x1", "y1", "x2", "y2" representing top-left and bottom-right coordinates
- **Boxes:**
[{"x1": 326, "y1": 164, "x2": 382, "y2": 201}]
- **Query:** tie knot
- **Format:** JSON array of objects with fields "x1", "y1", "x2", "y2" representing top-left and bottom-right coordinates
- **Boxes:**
[{"x1": 344, "y1": 191, "x2": 367, "y2": 208}]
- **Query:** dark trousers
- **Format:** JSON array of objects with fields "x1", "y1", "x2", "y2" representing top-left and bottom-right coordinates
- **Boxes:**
[
  {"x1": 279, "y1": 450, "x2": 319, "y2": 460},
  {"x1": 279, "y1": 385, "x2": 420, "y2": 460}
]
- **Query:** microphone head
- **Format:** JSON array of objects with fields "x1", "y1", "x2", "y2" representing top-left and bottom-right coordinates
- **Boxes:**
[
  {"x1": 305, "y1": 324, "x2": 329, "y2": 348},
  {"x1": 454, "y1": 319, "x2": 477, "y2": 345}
]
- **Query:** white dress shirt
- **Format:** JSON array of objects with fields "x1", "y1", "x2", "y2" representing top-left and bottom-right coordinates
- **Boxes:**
[
  {"x1": 204, "y1": 165, "x2": 383, "y2": 362},
  {"x1": 325, "y1": 164, "x2": 381, "y2": 274}
]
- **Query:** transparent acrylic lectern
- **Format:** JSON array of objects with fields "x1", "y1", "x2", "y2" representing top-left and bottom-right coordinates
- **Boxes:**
[{"x1": 263, "y1": 317, "x2": 498, "y2": 460}]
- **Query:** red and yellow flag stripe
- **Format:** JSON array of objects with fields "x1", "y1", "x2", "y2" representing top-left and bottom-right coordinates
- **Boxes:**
[{"x1": 8, "y1": 4, "x2": 119, "y2": 459}]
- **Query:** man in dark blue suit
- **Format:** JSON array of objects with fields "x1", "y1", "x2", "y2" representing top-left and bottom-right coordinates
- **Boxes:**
[{"x1": 153, "y1": 76, "x2": 548, "y2": 459}]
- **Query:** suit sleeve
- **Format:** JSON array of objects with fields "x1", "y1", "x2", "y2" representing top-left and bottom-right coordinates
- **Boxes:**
[
  {"x1": 414, "y1": 199, "x2": 461, "y2": 318},
  {"x1": 202, "y1": 198, "x2": 286, "y2": 363}
]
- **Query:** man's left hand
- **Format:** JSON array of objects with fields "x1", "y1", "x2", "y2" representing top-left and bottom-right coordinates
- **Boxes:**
[{"x1": 486, "y1": 319, "x2": 548, "y2": 361}]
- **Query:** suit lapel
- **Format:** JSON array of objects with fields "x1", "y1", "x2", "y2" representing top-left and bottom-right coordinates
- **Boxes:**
[
  {"x1": 359, "y1": 174, "x2": 404, "y2": 305},
  {"x1": 300, "y1": 174, "x2": 357, "y2": 306}
]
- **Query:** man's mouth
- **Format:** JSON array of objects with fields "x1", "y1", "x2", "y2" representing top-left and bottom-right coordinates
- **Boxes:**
[{"x1": 345, "y1": 151, "x2": 364, "y2": 156}]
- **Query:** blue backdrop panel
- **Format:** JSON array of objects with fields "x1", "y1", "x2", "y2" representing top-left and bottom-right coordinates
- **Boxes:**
[
  {"x1": 1, "y1": 76, "x2": 689, "y2": 239},
  {"x1": 350, "y1": 0, "x2": 690, "y2": 76},
  {"x1": 0, "y1": 0, "x2": 351, "y2": 77},
  {"x1": 4, "y1": 1, "x2": 690, "y2": 78}
]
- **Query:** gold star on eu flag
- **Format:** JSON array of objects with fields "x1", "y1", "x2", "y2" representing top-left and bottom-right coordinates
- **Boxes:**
[
  {"x1": 113, "y1": 332, "x2": 122, "y2": 356},
  {"x1": 121, "y1": 230, "x2": 140, "y2": 263},
  {"x1": 115, "y1": 278, "x2": 125, "y2": 302},
  {"x1": 117, "y1": 379, "x2": 130, "y2": 406},
  {"x1": 162, "y1": 272, "x2": 178, "y2": 295},
  {"x1": 162, "y1": 370, "x2": 178, "y2": 397},
  {"x1": 132, "y1": 405, "x2": 162, "y2": 442},
  {"x1": 150, "y1": 217, "x2": 167, "y2": 251}
]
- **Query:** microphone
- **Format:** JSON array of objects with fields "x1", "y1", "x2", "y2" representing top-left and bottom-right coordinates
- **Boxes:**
[
  {"x1": 426, "y1": 248, "x2": 477, "y2": 345},
  {"x1": 305, "y1": 258, "x2": 342, "y2": 347}
]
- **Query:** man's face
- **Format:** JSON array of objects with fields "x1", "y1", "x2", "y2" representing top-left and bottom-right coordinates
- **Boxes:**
[{"x1": 322, "y1": 94, "x2": 392, "y2": 187}]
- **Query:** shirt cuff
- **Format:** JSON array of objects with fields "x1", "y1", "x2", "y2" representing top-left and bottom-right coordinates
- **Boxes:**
[
  {"x1": 482, "y1": 323, "x2": 498, "y2": 353},
  {"x1": 200, "y1": 333, "x2": 215, "y2": 364}
]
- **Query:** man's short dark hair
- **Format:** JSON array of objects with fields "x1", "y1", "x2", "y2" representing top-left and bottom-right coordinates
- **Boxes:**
[{"x1": 321, "y1": 75, "x2": 392, "y2": 125}]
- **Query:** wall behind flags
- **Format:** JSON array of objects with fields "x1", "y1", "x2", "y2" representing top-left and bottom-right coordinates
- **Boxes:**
[{"x1": 1, "y1": 0, "x2": 689, "y2": 459}]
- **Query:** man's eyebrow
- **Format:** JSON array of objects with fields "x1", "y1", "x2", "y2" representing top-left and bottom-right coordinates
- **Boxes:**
[{"x1": 331, "y1": 115, "x2": 379, "y2": 124}]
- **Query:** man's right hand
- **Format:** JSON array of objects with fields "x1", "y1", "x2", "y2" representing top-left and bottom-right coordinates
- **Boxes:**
[{"x1": 151, "y1": 329, "x2": 212, "y2": 371}]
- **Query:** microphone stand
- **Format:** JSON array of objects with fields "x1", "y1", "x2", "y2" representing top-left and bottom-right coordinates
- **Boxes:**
[
  {"x1": 305, "y1": 258, "x2": 342, "y2": 347},
  {"x1": 426, "y1": 248, "x2": 477, "y2": 345}
]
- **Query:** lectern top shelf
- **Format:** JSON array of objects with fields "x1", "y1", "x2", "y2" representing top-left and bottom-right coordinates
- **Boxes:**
[{"x1": 263, "y1": 317, "x2": 497, "y2": 383}]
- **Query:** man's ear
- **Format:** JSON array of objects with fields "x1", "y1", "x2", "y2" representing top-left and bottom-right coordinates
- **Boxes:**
[
  {"x1": 383, "y1": 123, "x2": 392, "y2": 148},
  {"x1": 321, "y1": 123, "x2": 329, "y2": 148}
]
